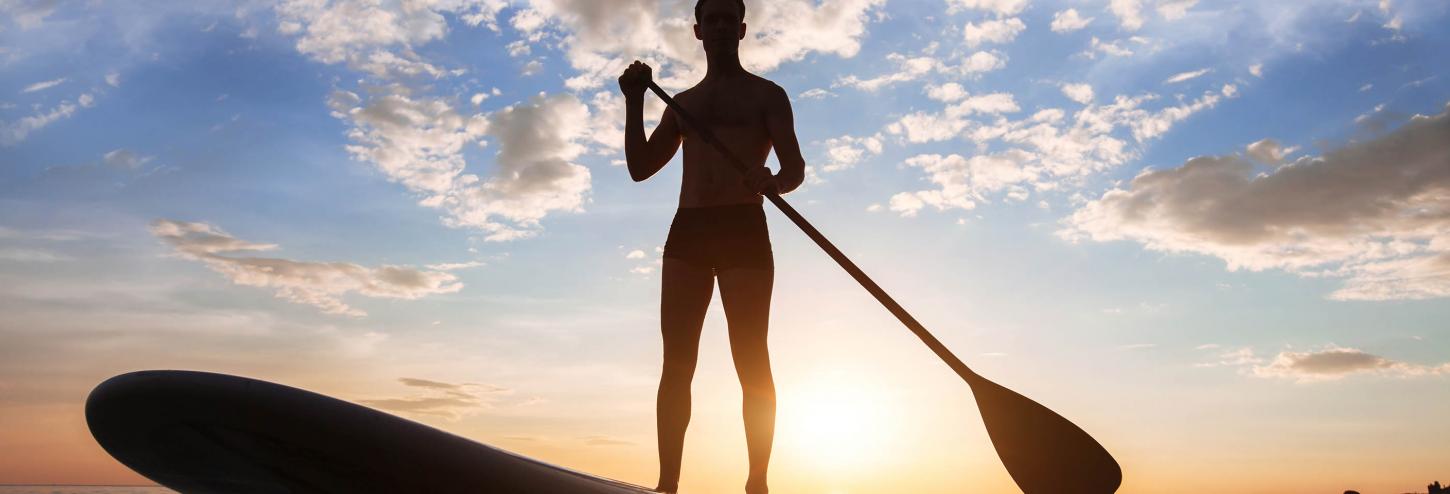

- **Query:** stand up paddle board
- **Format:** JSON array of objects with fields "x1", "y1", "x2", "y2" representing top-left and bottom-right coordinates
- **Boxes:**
[{"x1": 86, "y1": 370, "x2": 655, "y2": 493}]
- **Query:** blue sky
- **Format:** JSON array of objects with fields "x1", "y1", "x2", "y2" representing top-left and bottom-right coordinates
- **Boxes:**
[{"x1": 2, "y1": 0, "x2": 1449, "y2": 492}]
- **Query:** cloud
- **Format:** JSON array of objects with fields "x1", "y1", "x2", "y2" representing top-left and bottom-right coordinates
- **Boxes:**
[
  {"x1": 425, "y1": 260, "x2": 487, "y2": 271},
  {"x1": 150, "y1": 219, "x2": 463, "y2": 316},
  {"x1": 328, "y1": 88, "x2": 591, "y2": 241},
  {"x1": 1128, "y1": 86, "x2": 1231, "y2": 142},
  {"x1": 926, "y1": 82, "x2": 968, "y2": 102},
  {"x1": 1062, "y1": 103, "x2": 1450, "y2": 300},
  {"x1": 1110, "y1": 0, "x2": 1146, "y2": 31},
  {"x1": 359, "y1": 377, "x2": 515, "y2": 420},
  {"x1": 882, "y1": 82, "x2": 1236, "y2": 215},
  {"x1": 102, "y1": 148, "x2": 153, "y2": 170},
  {"x1": 1164, "y1": 68, "x2": 1211, "y2": 84},
  {"x1": 1051, "y1": 9, "x2": 1093, "y2": 33},
  {"x1": 946, "y1": 0, "x2": 1028, "y2": 16},
  {"x1": 799, "y1": 88, "x2": 835, "y2": 99},
  {"x1": 105, "y1": 70, "x2": 121, "y2": 87},
  {"x1": 1250, "y1": 347, "x2": 1448, "y2": 383},
  {"x1": 1081, "y1": 36, "x2": 1151, "y2": 58},
  {"x1": 1244, "y1": 138, "x2": 1297, "y2": 164},
  {"x1": 1, "y1": 92, "x2": 94, "y2": 146},
  {"x1": 885, "y1": 91, "x2": 1019, "y2": 143},
  {"x1": 277, "y1": 1, "x2": 592, "y2": 241},
  {"x1": 962, "y1": 17, "x2": 1025, "y2": 48},
  {"x1": 275, "y1": 0, "x2": 506, "y2": 72},
  {"x1": 1, "y1": 0, "x2": 57, "y2": 30},
  {"x1": 1156, "y1": 0, "x2": 1198, "y2": 20},
  {"x1": 0, "y1": 248, "x2": 69, "y2": 263},
  {"x1": 21, "y1": 77, "x2": 65, "y2": 93},
  {"x1": 889, "y1": 150, "x2": 1038, "y2": 216},
  {"x1": 835, "y1": 53, "x2": 942, "y2": 91},
  {"x1": 583, "y1": 435, "x2": 636, "y2": 446},
  {"x1": 820, "y1": 133, "x2": 884, "y2": 172},
  {"x1": 525, "y1": 0, "x2": 888, "y2": 91},
  {"x1": 1061, "y1": 83, "x2": 1094, "y2": 104}
]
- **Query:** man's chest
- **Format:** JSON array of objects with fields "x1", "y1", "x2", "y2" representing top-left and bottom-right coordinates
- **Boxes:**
[{"x1": 676, "y1": 88, "x2": 767, "y2": 130}]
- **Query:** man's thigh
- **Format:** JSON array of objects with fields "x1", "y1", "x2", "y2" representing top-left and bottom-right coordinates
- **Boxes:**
[
  {"x1": 716, "y1": 267, "x2": 774, "y2": 340},
  {"x1": 660, "y1": 257, "x2": 715, "y2": 348}
]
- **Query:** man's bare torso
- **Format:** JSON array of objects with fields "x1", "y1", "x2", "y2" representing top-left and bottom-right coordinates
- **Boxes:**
[{"x1": 671, "y1": 73, "x2": 781, "y2": 208}]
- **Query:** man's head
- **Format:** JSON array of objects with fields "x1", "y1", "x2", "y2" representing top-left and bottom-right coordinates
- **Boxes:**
[
  {"x1": 693, "y1": 0, "x2": 747, "y2": 52},
  {"x1": 694, "y1": 0, "x2": 744, "y2": 23}
]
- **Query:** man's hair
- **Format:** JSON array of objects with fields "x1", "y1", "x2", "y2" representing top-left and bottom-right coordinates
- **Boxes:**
[{"x1": 694, "y1": 0, "x2": 746, "y2": 23}]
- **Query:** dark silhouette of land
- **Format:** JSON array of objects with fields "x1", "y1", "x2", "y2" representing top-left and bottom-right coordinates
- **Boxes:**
[{"x1": 618, "y1": 0, "x2": 804, "y2": 493}]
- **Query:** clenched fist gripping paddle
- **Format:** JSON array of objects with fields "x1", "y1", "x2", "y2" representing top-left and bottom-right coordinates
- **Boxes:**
[{"x1": 647, "y1": 80, "x2": 1123, "y2": 494}]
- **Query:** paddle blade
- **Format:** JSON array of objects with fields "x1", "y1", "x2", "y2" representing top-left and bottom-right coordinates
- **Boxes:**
[{"x1": 968, "y1": 375, "x2": 1121, "y2": 493}]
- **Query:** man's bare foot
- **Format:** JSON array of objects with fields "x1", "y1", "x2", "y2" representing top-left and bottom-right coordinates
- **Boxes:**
[
  {"x1": 745, "y1": 477, "x2": 768, "y2": 494},
  {"x1": 653, "y1": 483, "x2": 678, "y2": 493}
]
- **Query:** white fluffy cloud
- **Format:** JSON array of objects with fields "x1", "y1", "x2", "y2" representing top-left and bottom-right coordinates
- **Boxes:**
[
  {"x1": 1110, "y1": 0, "x2": 1146, "y2": 31},
  {"x1": 277, "y1": 0, "x2": 598, "y2": 242},
  {"x1": 522, "y1": 0, "x2": 888, "y2": 91},
  {"x1": 151, "y1": 219, "x2": 463, "y2": 316},
  {"x1": 882, "y1": 81, "x2": 1238, "y2": 215},
  {"x1": 1060, "y1": 82, "x2": 1094, "y2": 104},
  {"x1": 885, "y1": 91, "x2": 1019, "y2": 143},
  {"x1": 326, "y1": 82, "x2": 592, "y2": 242},
  {"x1": 1050, "y1": 8, "x2": 1093, "y2": 32},
  {"x1": 275, "y1": 0, "x2": 506, "y2": 70},
  {"x1": 962, "y1": 17, "x2": 1025, "y2": 48},
  {"x1": 1063, "y1": 103, "x2": 1450, "y2": 301},
  {"x1": 889, "y1": 150, "x2": 1038, "y2": 216},
  {"x1": 820, "y1": 132, "x2": 884, "y2": 172},
  {"x1": 1156, "y1": 0, "x2": 1199, "y2": 20},
  {"x1": 835, "y1": 53, "x2": 943, "y2": 91},
  {"x1": 836, "y1": 48, "x2": 1004, "y2": 91},
  {"x1": 946, "y1": 0, "x2": 1028, "y2": 16}
]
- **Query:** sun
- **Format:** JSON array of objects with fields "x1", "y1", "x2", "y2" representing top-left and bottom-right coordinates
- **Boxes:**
[{"x1": 776, "y1": 373, "x2": 901, "y2": 472}]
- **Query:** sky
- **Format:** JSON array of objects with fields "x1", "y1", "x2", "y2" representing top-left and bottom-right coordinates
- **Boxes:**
[{"x1": 1, "y1": 0, "x2": 1448, "y2": 492}]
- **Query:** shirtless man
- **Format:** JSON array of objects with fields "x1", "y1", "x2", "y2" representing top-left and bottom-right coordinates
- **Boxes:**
[{"x1": 616, "y1": 0, "x2": 806, "y2": 492}]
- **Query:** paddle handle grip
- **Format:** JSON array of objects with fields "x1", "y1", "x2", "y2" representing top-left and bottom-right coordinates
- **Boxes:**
[{"x1": 645, "y1": 81, "x2": 979, "y2": 381}]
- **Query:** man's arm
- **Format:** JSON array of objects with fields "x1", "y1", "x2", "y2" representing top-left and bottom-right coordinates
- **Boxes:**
[
  {"x1": 621, "y1": 62, "x2": 681, "y2": 182},
  {"x1": 763, "y1": 83, "x2": 806, "y2": 194}
]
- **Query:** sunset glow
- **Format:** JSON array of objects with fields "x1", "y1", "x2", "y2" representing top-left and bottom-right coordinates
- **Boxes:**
[{"x1": 3, "y1": 0, "x2": 1449, "y2": 493}]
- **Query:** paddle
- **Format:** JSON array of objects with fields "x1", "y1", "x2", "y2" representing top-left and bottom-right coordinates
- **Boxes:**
[{"x1": 645, "y1": 81, "x2": 1122, "y2": 493}]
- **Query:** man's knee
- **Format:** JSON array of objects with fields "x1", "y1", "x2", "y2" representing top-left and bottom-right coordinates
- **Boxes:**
[{"x1": 739, "y1": 376, "x2": 776, "y2": 399}]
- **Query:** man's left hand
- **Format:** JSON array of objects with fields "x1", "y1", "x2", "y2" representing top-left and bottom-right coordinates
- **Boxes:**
[{"x1": 743, "y1": 167, "x2": 780, "y2": 195}]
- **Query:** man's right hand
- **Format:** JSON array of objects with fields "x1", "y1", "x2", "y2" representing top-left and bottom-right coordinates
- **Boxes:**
[{"x1": 618, "y1": 60, "x2": 652, "y2": 99}]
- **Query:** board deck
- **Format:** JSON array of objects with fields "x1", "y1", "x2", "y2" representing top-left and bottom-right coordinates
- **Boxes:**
[{"x1": 86, "y1": 370, "x2": 655, "y2": 493}]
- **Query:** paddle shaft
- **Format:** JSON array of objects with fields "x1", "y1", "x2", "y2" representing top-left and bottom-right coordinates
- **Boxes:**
[{"x1": 646, "y1": 82, "x2": 979, "y2": 382}]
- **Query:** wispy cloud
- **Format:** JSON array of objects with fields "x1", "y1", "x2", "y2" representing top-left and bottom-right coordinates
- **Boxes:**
[
  {"x1": 1164, "y1": 68, "x2": 1211, "y2": 84},
  {"x1": 1, "y1": 93, "x2": 94, "y2": 146},
  {"x1": 150, "y1": 219, "x2": 463, "y2": 316},
  {"x1": 21, "y1": 77, "x2": 66, "y2": 93},
  {"x1": 359, "y1": 377, "x2": 521, "y2": 420}
]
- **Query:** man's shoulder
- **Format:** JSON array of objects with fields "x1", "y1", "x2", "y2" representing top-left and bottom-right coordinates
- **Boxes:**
[
  {"x1": 744, "y1": 75, "x2": 789, "y2": 101},
  {"x1": 747, "y1": 74, "x2": 784, "y2": 91}
]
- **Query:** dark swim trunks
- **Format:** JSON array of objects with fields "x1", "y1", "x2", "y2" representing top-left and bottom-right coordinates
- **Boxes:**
[{"x1": 663, "y1": 203, "x2": 774, "y2": 271}]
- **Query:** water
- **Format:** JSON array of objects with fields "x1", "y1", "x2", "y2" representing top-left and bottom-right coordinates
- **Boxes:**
[{"x1": 0, "y1": 487, "x2": 176, "y2": 494}]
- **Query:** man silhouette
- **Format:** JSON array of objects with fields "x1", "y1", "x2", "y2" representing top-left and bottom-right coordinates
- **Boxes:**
[{"x1": 617, "y1": 0, "x2": 806, "y2": 492}]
